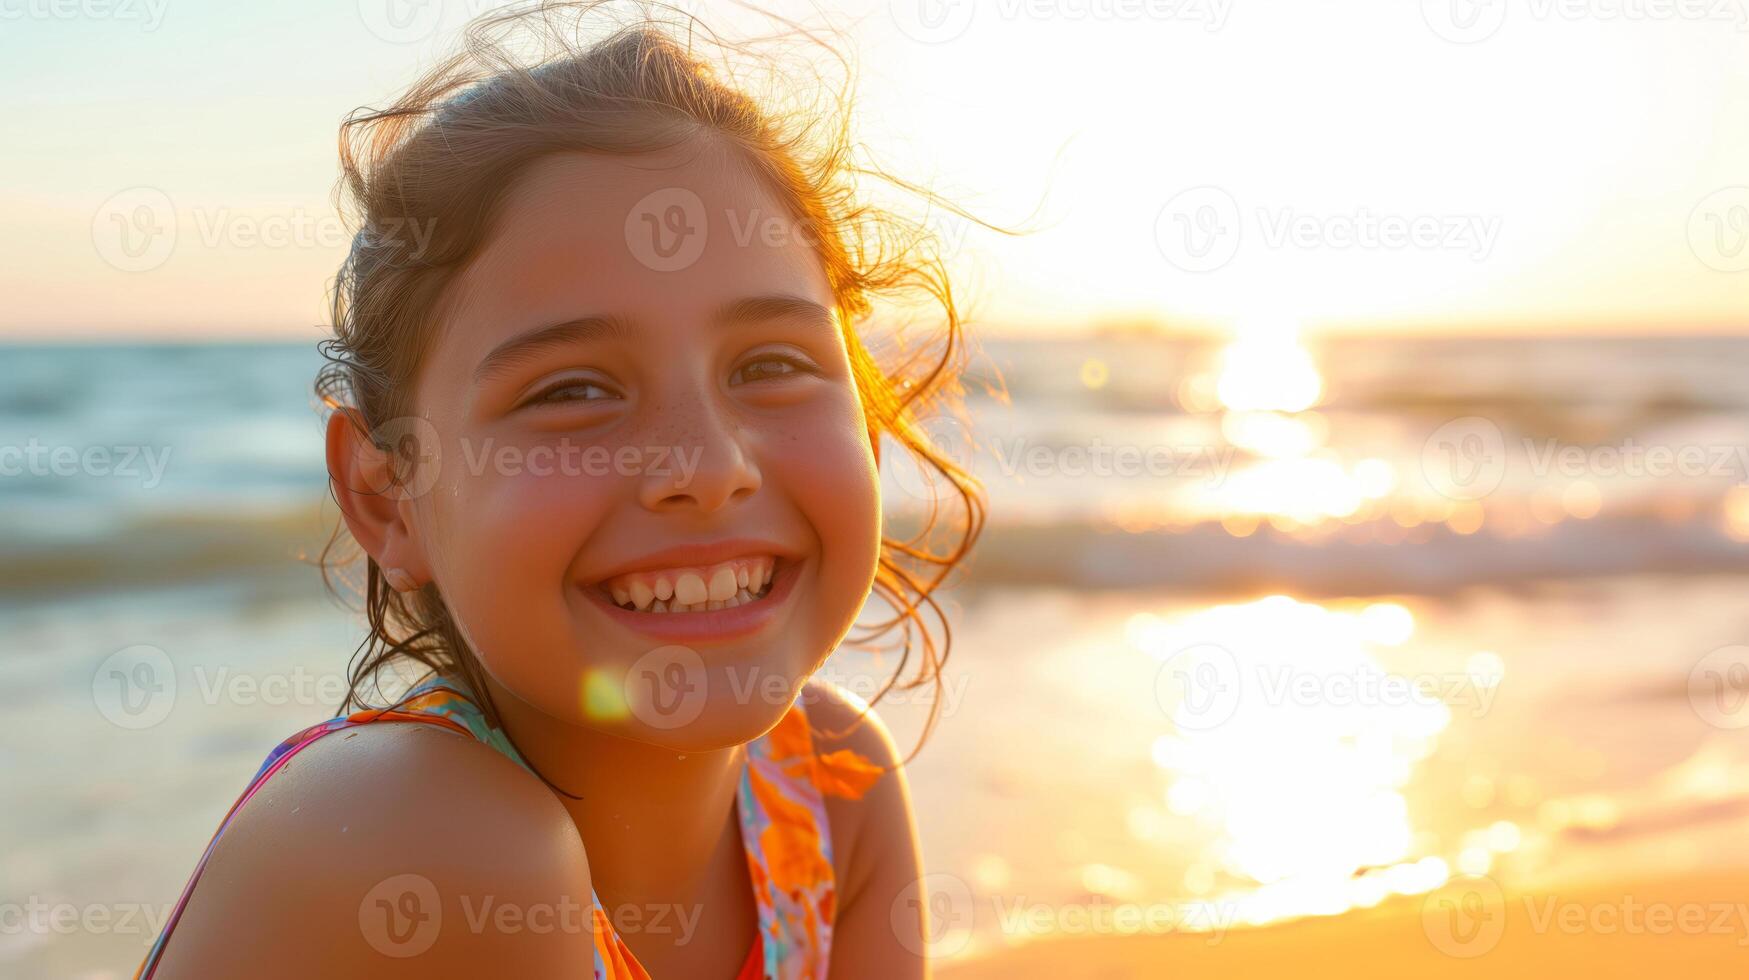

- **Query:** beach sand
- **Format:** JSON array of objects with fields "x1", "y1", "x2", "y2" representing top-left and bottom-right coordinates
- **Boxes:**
[{"x1": 940, "y1": 872, "x2": 1748, "y2": 978}]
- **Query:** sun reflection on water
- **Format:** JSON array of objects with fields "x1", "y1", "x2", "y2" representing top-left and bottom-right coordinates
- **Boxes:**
[
  {"x1": 1188, "y1": 313, "x2": 1419, "y2": 530},
  {"x1": 1132, "y1": 595, "x2": 1458, "y2": 926}
]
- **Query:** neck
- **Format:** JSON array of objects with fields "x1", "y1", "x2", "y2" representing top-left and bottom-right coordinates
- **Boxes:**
[{"x1": 477, "y1": 672, "x2": 747, "y2": 906}]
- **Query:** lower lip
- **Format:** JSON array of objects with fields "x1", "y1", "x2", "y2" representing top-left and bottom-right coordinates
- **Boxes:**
[{"x1": 584, "y1": 559, "x2": 802, "y2": 642}]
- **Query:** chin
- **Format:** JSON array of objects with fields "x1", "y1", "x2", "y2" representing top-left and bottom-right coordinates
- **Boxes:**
[{"x1": 606, "y1": 645, "x2": 820, "y2": 752}]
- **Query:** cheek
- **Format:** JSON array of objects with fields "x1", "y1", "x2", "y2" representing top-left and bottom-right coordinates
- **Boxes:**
[
  {"x1": 772, "y1": 406, "x2": 882, "y2": 598},
  {"x1": 421, "y1": 447, "x2": 616, "y2": 662}
]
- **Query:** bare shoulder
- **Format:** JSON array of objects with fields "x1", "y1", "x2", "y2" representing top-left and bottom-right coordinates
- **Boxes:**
[
  {"x1": 802, "y1": 680, "x2": 927, "y2": 979},
  {"x1": 152, "y1": 719, "x2": 594, "y2": 979}
]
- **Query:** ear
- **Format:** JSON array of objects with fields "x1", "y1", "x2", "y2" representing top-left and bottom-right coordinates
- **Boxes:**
[
  {"x1": 325, "y1": 408, "x2": 433, "y2": 587},
  {"x1": 867, "y1": 418, "x2": 882, "y2": 468}
]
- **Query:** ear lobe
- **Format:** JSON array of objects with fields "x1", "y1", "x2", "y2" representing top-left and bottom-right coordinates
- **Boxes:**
[{"x1": 325, "y1": 408, "x2": 433, "y2": 586}]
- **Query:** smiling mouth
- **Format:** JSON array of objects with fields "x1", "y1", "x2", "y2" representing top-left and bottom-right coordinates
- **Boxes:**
[{"x1": 596, "y1": 555, "x2": 780, "y2": 614}]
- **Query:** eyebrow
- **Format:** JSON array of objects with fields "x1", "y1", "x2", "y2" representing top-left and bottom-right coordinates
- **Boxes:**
[
  {"x1": 713, "y1": 294, "x2": 837, "y2": 333},
  {"x1": 472, "y1": 315, "x2": 636, "y2": 386},
  {"x1": 472, "y1": 295, "x2": 836, "y2": 386}
]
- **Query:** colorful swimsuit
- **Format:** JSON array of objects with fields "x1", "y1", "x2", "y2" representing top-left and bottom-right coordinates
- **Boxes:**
[{"x1": 135, "y1": 674, "x2": 880, "y2": 979}]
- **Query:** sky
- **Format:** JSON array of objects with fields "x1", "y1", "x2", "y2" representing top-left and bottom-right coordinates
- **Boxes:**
[{"x1": 2, "y1": 0, "x2": 1746, "y2": 340}]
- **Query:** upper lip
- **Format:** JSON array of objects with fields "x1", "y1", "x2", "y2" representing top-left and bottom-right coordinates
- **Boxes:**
[{"x1": 585, "y1": 538, "x2": 798, "y2": 583}]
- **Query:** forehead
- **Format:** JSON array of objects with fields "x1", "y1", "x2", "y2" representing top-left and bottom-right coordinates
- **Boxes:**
[{"x1": 439, "y1": 145, "x2": 834, "y2": 347}]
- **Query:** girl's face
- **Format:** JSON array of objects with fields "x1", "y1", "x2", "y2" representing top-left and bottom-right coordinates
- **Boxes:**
[{"x1": 403, "y1": 146, "x2": 881, "y2": 749}]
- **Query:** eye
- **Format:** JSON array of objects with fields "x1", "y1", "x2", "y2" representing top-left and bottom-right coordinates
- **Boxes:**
[
  {"x1": 521, "y1": 377, "x2": 621, "y2": 408},
  {"x1": 730, "y1": 350, "x2": 817, "y2": 386}
]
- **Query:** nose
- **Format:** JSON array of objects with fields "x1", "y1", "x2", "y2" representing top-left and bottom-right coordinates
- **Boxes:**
[{"x1": 637, "y1": 399, "x2": 762, "y2": 514}]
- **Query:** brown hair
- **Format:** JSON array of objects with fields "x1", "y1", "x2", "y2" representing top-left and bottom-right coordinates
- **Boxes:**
[{"x1": 317, "y1": 0, "x2": 988, "y2": 757}]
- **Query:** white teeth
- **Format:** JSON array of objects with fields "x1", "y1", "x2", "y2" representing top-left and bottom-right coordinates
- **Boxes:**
[
  {"x1": 626, "y1": 581, "x2": 772, "y2": 613},
  {"x1": 674, "y1": 572, "x2": 707, "y2": 605},
  {"x1": 602, "y1": 556, "x2": 781, "y2": 612},
  {"x1": 629, "y1": 580, "x2": 655, "y2": 611},
  {"x1": 707, "y1": 568, "x2": 737, "y2": 602}
]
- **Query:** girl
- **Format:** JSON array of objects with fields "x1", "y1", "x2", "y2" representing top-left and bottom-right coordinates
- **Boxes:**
[{"x1": 135, "y1": 2, "x2": 982, "y2": 977}]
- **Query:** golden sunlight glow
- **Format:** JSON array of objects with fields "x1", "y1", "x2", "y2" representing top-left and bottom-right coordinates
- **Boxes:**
[
  {"x1": 582, "y1": 668, "x2": 630, "y2": 722},
  {"x1": 1213, "y1": 457, "x2": 1366, "y2": 523},
  {"x1": 1198, "y1": 312, "x2": 1419, "y2": 531},
  {"x1": 1220, "y1": 411, "x2": 1327, "y2": 459},
  {"x1": 1723, "y1": 486, "x2": 1749, "y2": 541},
  {"x1": 1215, "y1": 315, "x2": 1323, "y2": 413},
  {"x1": 1139, "y1": 595, "x2": 1453, "y2": 925}
]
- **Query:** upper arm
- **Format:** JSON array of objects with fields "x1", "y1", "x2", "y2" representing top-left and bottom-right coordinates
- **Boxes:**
[
  {"x1": 805, "y1": 682, "x2": 928, "y2": 980},
  {"x1": 151, "y1": 721, "x2": 595, "y2": 979}
]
